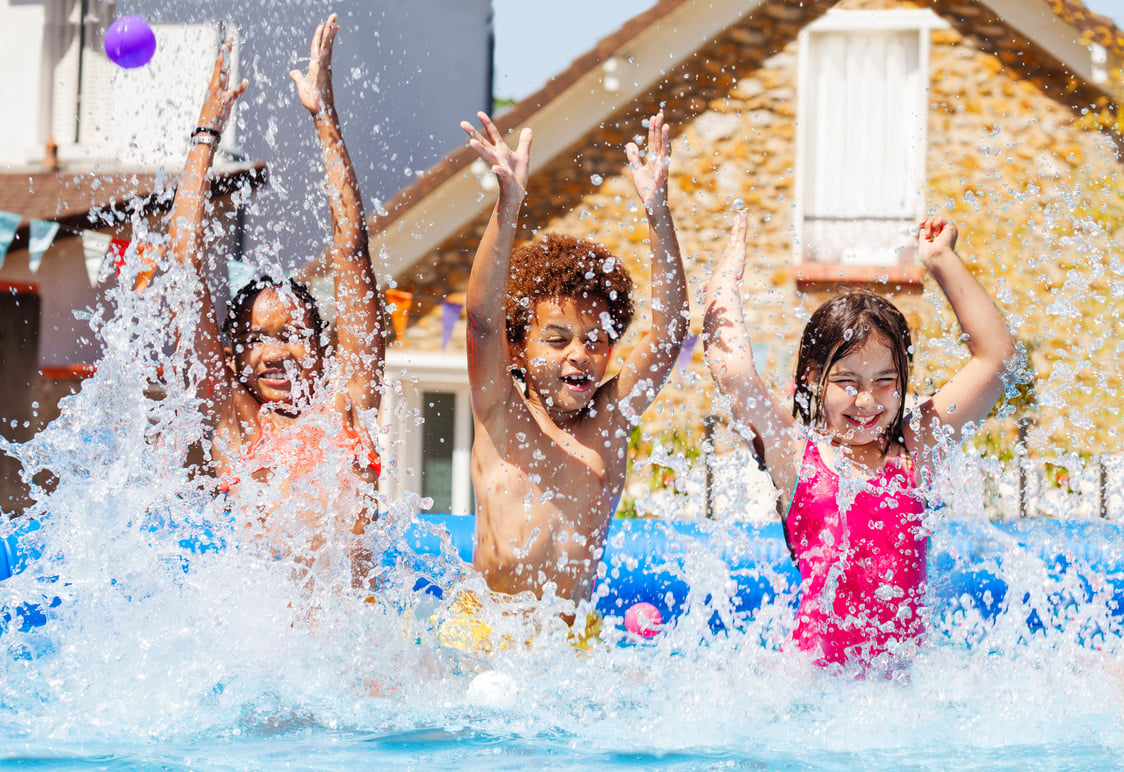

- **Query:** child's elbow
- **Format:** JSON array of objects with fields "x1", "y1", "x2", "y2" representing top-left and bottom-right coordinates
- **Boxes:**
[{"x1": 994, "y1": 332, "x2": 1017, "y2": 365}]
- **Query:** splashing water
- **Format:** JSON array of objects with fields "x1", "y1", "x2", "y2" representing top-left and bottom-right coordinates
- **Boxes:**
[
  {"x1": 2, "y1": 239, "x2": 1124, "y2": 769},
  {"x1": 4, "y1": 11, "x2": 1124, "y2": 770}
]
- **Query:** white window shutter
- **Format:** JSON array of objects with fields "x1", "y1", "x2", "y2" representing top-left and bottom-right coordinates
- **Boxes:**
[{"x1": 800, "y1": 25, "x2": 923, "y2": 266}]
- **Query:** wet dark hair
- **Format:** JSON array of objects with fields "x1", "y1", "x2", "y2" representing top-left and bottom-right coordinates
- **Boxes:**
[
  {"x1": 506, "y1": 233, "x2": 635, "y2": 346},
  {"x1": 221, "y1": 275, "x2": 327, "y2": 349},
  {"x1": 792, "y1": 291, "x2": 913, "y2": 450}
]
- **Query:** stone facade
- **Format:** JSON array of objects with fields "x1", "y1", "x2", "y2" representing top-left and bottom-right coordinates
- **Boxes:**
[{"x1": 390, "y1": 0, "x2": 1124, "y2": 514}]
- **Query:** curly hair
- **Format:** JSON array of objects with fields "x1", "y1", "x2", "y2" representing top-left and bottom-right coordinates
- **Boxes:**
[
  {"x1": 506, "y1": 233, "x2": 635, "y2": 346},
  {"x1": 221, "y1": 275, "x2": 328, "y2": 349},
  {"x1": 792, "y1": 291, "x2": 913, "y2": 449}
]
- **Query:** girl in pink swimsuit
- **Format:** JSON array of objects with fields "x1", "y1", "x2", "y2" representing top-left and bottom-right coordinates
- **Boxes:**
[{"x1": 704, "y1": 212, "x2": 1016, "y2": 669}]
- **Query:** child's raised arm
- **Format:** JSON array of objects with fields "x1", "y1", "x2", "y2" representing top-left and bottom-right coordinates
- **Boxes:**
[
  {"x1": 289, "y1": 14, "x2": 383, "y2": 418},
  {"x1": 909, "y1": 214, "x2": 1016, "y2": 452},
  {"x1": 611, "y1": 112, "x2": 689, "y2": 421},
  {"x1": 168, "y1": 37, "x2": 247, "y2": 428},
  {"x1": 462, "y1": 112, "x2": 533, "y2": 422},
  {"x1": 704, "y1": 211, "x2": 802, "y2": 497}
]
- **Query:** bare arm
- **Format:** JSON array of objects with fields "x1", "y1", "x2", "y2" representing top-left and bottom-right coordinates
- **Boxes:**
[
  {"x1": 703, "y1": 211, "x2": 802, "y2": 499},
  {"x1": 612, "y1": 112, "x2": 689, "y2": 422},
  {"x1": 290, "y1": 14, "x2": 383, "y2": 417},
  {"x1": 168, "y1": 37, "x2": 247, "y2": 428},
  {"x1": 908, "y1": 215, "x2": 1016, "y2": 452},
  {"x1": 462, "y1": 112, "x2": 533, "y2": 421}
]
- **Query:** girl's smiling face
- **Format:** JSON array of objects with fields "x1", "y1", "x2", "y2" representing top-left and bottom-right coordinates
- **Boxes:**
[
  {"x1": 819, "y1": 335, "x2": 902, "y2": 448},
  {"x1": 229, "y1": 288, "x2": 325, "y2": 410}
]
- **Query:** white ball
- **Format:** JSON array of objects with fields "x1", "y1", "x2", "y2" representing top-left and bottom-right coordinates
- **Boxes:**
[{"x1": 467, "y1": 669, "x2": 517, "y2": 707}]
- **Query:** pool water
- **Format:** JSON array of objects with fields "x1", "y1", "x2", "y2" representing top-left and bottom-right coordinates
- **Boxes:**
[{"x1": 1, "y1": 161, "x2": 1122, "y2": 772}]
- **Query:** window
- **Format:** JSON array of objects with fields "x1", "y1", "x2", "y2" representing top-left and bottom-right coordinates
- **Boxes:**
[
  {"x1": 795, "y1": 11, "x2": 946, "y2": 275},
  {"x1": 380, "y1": 353, "x2": 474, "y2": 515},
  {"x1": 421, "y1": 391, "x2": 462, "y2": 514}
]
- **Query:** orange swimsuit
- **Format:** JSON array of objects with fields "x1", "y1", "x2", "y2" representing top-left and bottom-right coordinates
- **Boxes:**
[{"x1": 220, "y1": 404, "x2": 380, "y2": 493}]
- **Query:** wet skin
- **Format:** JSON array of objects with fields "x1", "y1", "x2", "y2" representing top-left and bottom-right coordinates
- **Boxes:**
[{"x1": 473, "y1": 295, "x2": 626, "y2": 604}]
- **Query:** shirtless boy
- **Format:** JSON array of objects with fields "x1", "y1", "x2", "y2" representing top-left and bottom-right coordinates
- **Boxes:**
[{"x1": 461, "y1": 111, "x2": 688, "y2": 611}]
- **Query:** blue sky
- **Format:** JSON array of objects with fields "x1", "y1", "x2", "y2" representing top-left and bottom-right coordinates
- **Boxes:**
[{"x1": 493, "y1": 0, "x2": 1124, "y2": 101}]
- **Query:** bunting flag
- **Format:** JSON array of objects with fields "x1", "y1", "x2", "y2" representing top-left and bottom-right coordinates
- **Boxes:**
[
  {"x1": 226, "y1": 259, "x2": 258, "y2": 296},
  {"x1": 0, "y1": 211, "x2": 20, "y2": 270},
  {"x1": 27, "y1": 220, "x2": 60, "y2": 273},
  {"x1": 676, "y1": 333, "x2": 698, "y2": 378},
  {"x1": 108, "y1": 238, "x2": 131, "y2": 276},
  {"x1": 386, "y1": 288, "x2": 412, "y2": 343},
  {"x1": 81, "y1": 231, "x2": 113, "y2": 286},
  {"x1": 440, "y1": 299, "x2": 463, "y2": 350}
]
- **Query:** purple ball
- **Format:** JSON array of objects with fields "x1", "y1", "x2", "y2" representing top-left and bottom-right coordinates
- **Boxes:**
[{"x1": 104, "y1": 15, "x2": 157, "y2": 69}]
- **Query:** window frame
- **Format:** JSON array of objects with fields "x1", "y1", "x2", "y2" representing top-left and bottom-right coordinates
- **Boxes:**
[{"x1": 793, "y1": 9, "x2": 948, "y2": 284}]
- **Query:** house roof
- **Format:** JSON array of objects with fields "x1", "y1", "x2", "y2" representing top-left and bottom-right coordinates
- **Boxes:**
[
  {"x1": 1048, "y1": 0, "x2": 1124, "y2": 54},
  {"x1": 0, "y1": 161, "x2": 269, "y2": 246},
  {"x1": 366, "y1": 0, "x2": 1123, "y2": 284}
]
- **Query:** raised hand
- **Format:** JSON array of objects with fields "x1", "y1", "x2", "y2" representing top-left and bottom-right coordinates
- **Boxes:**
[
  {"x1": 461, "y1": 112, "x2": 533, "y2": 199},
  {"x1": 197, "y1": 35, "x2": 247, "y2": 134},
  {"x1": 625, "y1": 112, "x2": 671, "y2": 214},
  {"x1": 715, "y1": 210, "x2": 749, "y2": 281},
  {"x1": 290, "y1": 14, "x2": 339, "y2": 116},
  {"x1": 918, "y1": 214, "x2": 958, "y2": 267}
]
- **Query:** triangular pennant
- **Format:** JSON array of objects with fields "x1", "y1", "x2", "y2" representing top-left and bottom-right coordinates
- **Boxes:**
[
  {"x1": 109, "y1": 238, "x2": 130, "y2": 276},
  {"x1": 0, "y1": 211, "x2": 19, "y2": 270},
  {"x1": 676, "y1": 333, "x2": 698, "y2": 378},
  {"x1": 81, "y1": 231, "x2": 113, "y2": 287},
  {"x1": 385, "y1": 288, "x2": 412, "y2": 343},
  {"x1": 440, "y1": 299, "x2": 463, "y2": 350},
  {"x1": 27, "y1": 220, "x2": 59, "y2": 273},
  {"x1": 226, "y1": 260, "x2": 257, "y2": 296}
]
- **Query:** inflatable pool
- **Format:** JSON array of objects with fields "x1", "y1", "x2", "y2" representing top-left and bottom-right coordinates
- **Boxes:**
[{"x1": 4, "y1": 513, "x2": 1123, "y2": 637}]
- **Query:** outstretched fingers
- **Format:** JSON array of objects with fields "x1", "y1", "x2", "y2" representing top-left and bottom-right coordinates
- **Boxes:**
[
  {"x1": 462, "y1": 113, "x2": 532, "y2": 189},
  {"x1": 719, "y1": 210, "x2": 749, "y2": 278},
  {"x1": 627, "y1": 111, "x2": 671, "y2": 210},
  {"x1": 313, "y1": 13, "x2": 338, "y2": 66},
  {"x1": 649, "y1": 111, "x2": 670, "y2": 165},
  {"x1": 200, "y1": 35, "x2": 246, "y2": 132}
]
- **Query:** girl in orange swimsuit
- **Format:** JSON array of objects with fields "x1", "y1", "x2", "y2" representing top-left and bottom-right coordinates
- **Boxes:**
[{"x1": 167, "y1": 17, "x2": 384, "y2": 581}]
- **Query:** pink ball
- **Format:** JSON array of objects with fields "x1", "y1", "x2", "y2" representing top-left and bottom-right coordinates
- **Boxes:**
[
  {"x1": 105, "y1": 15, "x2": 157, "y2": 69},
  {"x1": 624, "y1": 602, "x2": 662, "y2": 638}
]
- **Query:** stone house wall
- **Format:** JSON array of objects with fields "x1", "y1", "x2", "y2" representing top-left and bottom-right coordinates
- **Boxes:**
[{"x1": 392, "y1": 0, "x2": 1124, "y2": 513}]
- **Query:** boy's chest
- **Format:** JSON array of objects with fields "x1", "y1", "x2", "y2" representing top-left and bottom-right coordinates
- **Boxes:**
[{"x1": 493, "y1": 408, "x2": 625, "y2": 485}]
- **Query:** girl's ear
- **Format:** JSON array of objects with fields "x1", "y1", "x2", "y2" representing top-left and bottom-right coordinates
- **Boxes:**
[{"x1": 224, "y1": 346, "x2": 237, "y2": 375}]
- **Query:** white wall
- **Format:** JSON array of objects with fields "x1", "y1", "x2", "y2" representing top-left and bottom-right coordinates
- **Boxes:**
[
  {"x1": 0, "y1": 1, "x2": 48, "y2": 162},
  {"x1": 0, "y1": 0, "x2": 492, "y2": 366},
  {"x1": 21, "y1": 0, "x2": 493, "y2": 270}
]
